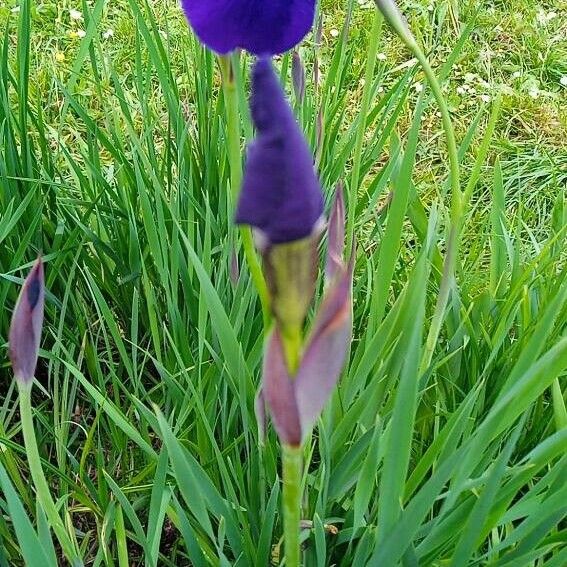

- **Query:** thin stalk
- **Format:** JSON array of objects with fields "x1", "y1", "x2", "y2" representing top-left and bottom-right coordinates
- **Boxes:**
[
  {"x1": 412, "y1": 48, "x2": 463, "y2": 373},
  {"x1": 373, "y1": 2, "x2": 464, "y2": 369},
  {"x1": 282, "y1": 444, "x2": 302, "y2": 567},
  {"x1": 220, "y1": 55, "x2": 271, "y2": 330},
  {"x1": 347, "y1": 11, "x2": 383, "y2": 251},
  {"x1": 18, "y1": 384, "x2": 83, "y2": 566}
]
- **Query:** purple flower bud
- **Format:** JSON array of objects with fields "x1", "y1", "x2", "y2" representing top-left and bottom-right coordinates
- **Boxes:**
[
  {"x1": 236, "y1": 57, "x2": 324, "y2": 245},
  {"x1": 325, "y1": 184, "x2": 346, "y2": 283},
  {"x1": 181, "y1": 0, "x2": 316, "y2": 55},
  {"x1": 8, "y1": 258, "x2": 45, "y2": 385},
  {"x1": 291, "y1": 50, "x2": 306, "y2": 103}
]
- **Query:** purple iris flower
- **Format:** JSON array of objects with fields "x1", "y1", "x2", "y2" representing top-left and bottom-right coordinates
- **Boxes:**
[
  {"x1": 9, "y1": 258, "x2": 45, "y2": 385},
  {"x1": 256, "y1": 188, "x2": 354, "y2": 447},
  {"x1": 181, "y1": 0, "x2": 316, "y2": 55},
  {"x1": 236, "y1": 57, "x2": 324, "y2": 245}
]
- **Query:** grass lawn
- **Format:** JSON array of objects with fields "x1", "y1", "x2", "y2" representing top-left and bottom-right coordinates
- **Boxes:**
[{"x1": 0, "y1": 0, "x2": 566, "y2": 565}]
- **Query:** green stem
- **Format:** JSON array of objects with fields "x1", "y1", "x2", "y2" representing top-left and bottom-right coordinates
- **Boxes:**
[
  {"x1": 347, "y1": 10, "x2": 383, "y2": 252},
  {"x1": 281, "y1": 325, "x2": 303, "y2": 376},
  {"x1": 18, "y1": 383, "x2": 82, "y2": 566},
  {"x1": 412, "y1": 48, "x2": 463, "y2": 373},
  {"x1": 282, "y1": 444, "x2": 302, "y2": 567},
  {"x1": 220, "y1": 55, "x2": 271, "y2": 331},
  {"x1": 383, "y1": 23, "x2": 463, "y2": 372}
]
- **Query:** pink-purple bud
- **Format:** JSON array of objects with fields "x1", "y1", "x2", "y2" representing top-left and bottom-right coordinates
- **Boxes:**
[
  {"x1": 261, "y1": 330, "x2": 303, "y2": 446},
  {"x1": 326, "y1": 184, "x2": 346, "y2": 283},
  {"x1": 8, "y1": 258, "x2": 45, "y2": 385},
  {"x1": 291, "y1": 50, "x2": 306, "y2": 103},
  {"x1": 294, "y1": 256, "x2": 353, "y2": 436}
]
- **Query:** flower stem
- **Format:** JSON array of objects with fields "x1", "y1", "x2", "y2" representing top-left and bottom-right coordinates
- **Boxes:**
[
  {"x1": 18, "y1": 383, "x2": 82, "y2": 566},
  {"x1": 378, "y1": 17, "x2": 463, "y2": 372},
  {"x1": 220, "y1": 55, "x2": 271, "y2": 330},
  {"x1": 282, "y1": 444, "x2": 302, "y2": 567},
  {"x1": 410, "y1": 47, "x2": 463, "y2": 373}
]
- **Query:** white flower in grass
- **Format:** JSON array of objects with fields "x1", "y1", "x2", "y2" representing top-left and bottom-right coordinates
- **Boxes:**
[
  {"x1": 480, "y1": 94, "x2": 491, "y2": 103},
  {"x1": 76, "y1": 29, "x2": 86, "y2": 38},
  {"x1": 69, "y1": 9, "x2": 83, "y2": 20},
  {"x1": 414, "y1": 82, "x2": 424, "y2": 93},
  {"x1": 528, "y1": 87, "x2": 540, "y2": 99},
  {"x1": 103, "y1": 29, "x2": 114, "y2": 39},
  {"x1": 456, "y1": 86, "x2": 466, "y2": 95},
  {"x1": 377, "y1": 52, "x2": 387, "y2": 61},
  {"x1": 536, "y1": 8, "x2": 558, "y2": 25},
  {"x1": 330, "y1": 29, "x2": 340, "y2": 38},
  {"x1": 560, "y1": 76, "x2": 567, "y2": 87},
  {"x1": 11, "y1": 5, "x2": 20, "y2": 13}
]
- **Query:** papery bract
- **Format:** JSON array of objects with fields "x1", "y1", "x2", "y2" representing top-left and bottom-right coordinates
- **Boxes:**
[
  {"x1": 263, "y1": 238, "x2": 320, "y2": 348},
  {"x1": 258, "y1": 256, "x2": 354, "y2": 446},
  {"x1": 295, "y1": 256, "x2": 353, "y2": 435},
  {"x1": 181, "y1": 0, "x2": 316, "y2": 55},
  {"x1": 261, "y1": 330, "x2": 303, "y2": 446},
  {"x1": 8, "y1": 258, "x2": 45, "y2": 385},
  {"x1": 235, "y1": 57, "x2": 324, "y2": 245}
]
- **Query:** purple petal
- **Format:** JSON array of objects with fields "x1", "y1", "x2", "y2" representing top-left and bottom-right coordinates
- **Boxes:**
[
  {"x1": 294, "y1": 258, "x2": 354, "y2": 437},
  {"x1": 325, "y1": 183, "x2": 346, "y2": 283},
  {"x1": 262, "y1": 330, "x2": 302, "y2": 446},
  {"x1": 8, "y1": 258, "x2": 45, "y2": 385},
  {"x1": 235, "y1": 57, "x2": 324, "y2": 244},
  {"x1": 181, "y1": 0, "x2": 316, "y2": 55}
]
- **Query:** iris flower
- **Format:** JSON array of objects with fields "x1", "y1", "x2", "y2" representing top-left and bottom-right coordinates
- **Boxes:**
[
  {"x1": 181, "y1": 0, "x2": 316, "y2": 55},
  {"x1": 236, "y1": 56, "x2": 324, "y2": 343},
  {"x1": 236, "y1": 57, "x2": 323, "y2": 245},
  {"x1": 234, "y1": 57, "x2": 353, "y2": 446}
]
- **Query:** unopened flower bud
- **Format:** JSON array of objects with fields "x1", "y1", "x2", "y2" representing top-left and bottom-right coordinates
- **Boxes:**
[
  {"x1": 292, "y1": 50, "x2": 306, "y2": 103},
  {"x1": 8, "y1": 258, "x2": 45, "y2": 385}
]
